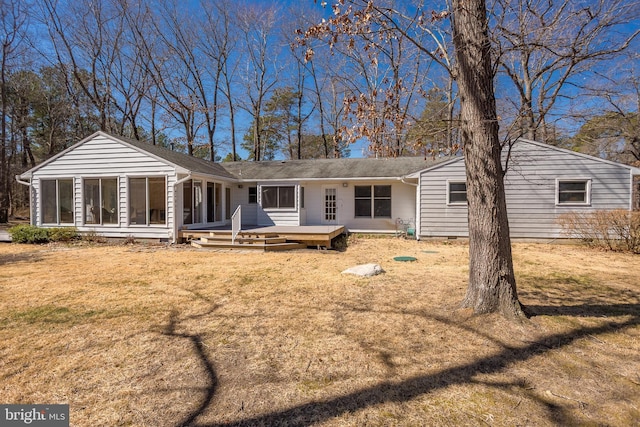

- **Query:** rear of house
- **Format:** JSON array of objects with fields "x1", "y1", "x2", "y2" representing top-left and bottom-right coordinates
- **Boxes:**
[
  {"x1": 18, "y1": 132, "x2": 237, "y2": 241},
  {"x1": 222, "y1": 157, "x2": 438, "y2": 233},
  {"x1": 416, "y1": 139, "x2": 640, "y2": 239},
  {"x1": 17, "y1": 133, "x2": 639, "y2": 243}
]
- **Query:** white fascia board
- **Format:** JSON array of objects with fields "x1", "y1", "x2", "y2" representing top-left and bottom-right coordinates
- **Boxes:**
[{"x1": 238, "y1": 177, "x2": 408, "y2": 183}]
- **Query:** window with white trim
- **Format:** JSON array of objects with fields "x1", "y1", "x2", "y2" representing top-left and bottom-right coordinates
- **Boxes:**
[
  {"x1": 84, "y1": 178, "x2": 118, "y2": 225},
  {"x1": 129, "y1": 177, "x2": 166, "y2": 225},
  {"x1": 261, "y1": 186, "x2": 295, "y2": 209},
  {"x1": 354, "y1": 185, "x2": 391, "y2": 218},
  {"x1": 447, "y1": 181, "x2": 467, "y2": 204},
  {"x1": 41, "y1": 178, "x2": 74, "y2": 224},
  {"x1": 557, "y1": 179, "x2": 590, "y2": 205}
]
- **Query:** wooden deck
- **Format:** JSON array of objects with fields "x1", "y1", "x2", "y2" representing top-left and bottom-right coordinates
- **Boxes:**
[{"x1": 179, "y1": 225, "x2": 346, "y2": 251}]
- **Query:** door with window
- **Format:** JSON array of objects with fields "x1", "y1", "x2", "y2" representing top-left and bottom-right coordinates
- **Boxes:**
[{"x1": 322, "y1": 187, "x2": 338, "y2": 224}]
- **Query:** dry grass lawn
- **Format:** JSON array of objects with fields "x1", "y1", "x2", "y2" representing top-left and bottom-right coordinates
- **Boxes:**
[{"x1": 0, "y1": 236, "x2": 639, "y2": 426}]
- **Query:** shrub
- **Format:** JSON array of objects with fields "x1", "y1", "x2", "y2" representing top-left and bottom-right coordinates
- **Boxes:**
[
  {"x1": 9, "y1": 225, "x2": 51, "y2": 244},
  {"x1": 559, "y1": 210, "x2": 640, "y2": 253},
  {"x1": 8, "y1": 225, "x2": 79, "y2": 244},
  {"x1": 48, "y1": 227, "x2": 79, "y2": 242}
]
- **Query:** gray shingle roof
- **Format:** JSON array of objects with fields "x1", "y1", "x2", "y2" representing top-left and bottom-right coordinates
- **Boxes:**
[
  {"x1": 220, "y1": 156, "x2": 453, "y2": 181},
  {"x1": 118, "y1": 136, "x2": 237, "y2": 180}
]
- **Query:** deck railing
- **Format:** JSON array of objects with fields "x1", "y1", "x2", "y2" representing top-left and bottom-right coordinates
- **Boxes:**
[{"x1": 231, "y1": 205, "x2": 242, "y2": 244}]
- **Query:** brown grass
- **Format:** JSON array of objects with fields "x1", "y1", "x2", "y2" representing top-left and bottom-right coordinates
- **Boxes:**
[{"x1": 0, "y1": 237, "x2": 639, "y2": 426}]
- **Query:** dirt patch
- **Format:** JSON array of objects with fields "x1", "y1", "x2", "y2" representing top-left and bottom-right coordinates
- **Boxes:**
[{"x1": 0, "y1": 238, "x2": 638, "y2": 426}]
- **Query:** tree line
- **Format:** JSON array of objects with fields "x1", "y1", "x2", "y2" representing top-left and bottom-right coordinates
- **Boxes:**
[{"x1": 1, "y1": 0, "x2": 639, "y2": 222}]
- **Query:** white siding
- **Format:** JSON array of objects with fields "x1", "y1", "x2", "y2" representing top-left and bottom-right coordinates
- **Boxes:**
[
  {"x1": 256, "y1": 182, "x2": 300, "y2": 226},
  {"x1": 229, "y1": 183, "x2": 258, "y2": 226},
  {"x1": 418, "y1": 140, "x2": 635, "y2": 239},
  {"x1": 31, "y1": 134, "x2": 177, "y2": 240},
  {"x1": 300, "y1": 180, "x2": 416, "y2": 232},
  {"x1": 419, "y1": 160, "x2": 469, "y2": 237}
]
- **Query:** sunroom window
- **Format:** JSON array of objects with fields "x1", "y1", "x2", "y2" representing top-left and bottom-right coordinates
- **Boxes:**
[
  {"x1": 41, "y1": 178, "x2": 74, "y2": 225},
  {"x1": 84, "y1": 178, "x2": 118, "y2": 225},
  {"x1": 129, "y1": 177, "x2": 166, "y2": 225}
]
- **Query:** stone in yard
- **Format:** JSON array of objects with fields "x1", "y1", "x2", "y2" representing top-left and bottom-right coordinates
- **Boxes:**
[{"x1": 341, "y1": 263, "x2": 384, "y2": 277}]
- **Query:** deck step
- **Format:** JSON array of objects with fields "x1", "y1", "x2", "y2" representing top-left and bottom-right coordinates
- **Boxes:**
[
  {"x1": 191, "y1": 240, "x2": 307, "y2": 251},
  {"x1": 201, "y1": 236, "x2": 287, "y2": 244}
]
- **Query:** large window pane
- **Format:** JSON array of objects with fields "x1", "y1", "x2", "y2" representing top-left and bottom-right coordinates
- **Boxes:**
[
  {"x1": 84, "y1": 179, "x2": 101, "y2": 224},
  {"x1": 102, "y1": 179, "x2": 118, "y2": 224},
  {"x1": 129, "y1": 178, "x2": 147, "y2": 225},
  {"x1": 58, "y1": 179, "x2": 74, "y2": 224},
  {"x1": 215, "y1": 183, "x2": 222, "y2": 221},
  {"x1": 183, "y1": 179, "x2": 193, "y2": 224},
  {"x1": 207, "y1": 182, "x2": 215, "y2": 222},
  {"x1": 374, "y1": 185, "x2": 391, "y2": 218},
  {"x1": 261, "y1": 187, "x2": 277, "y2": 208},
  {"x1": 355, "y1": 185, "x2": 372, "y2": 217},
  {"x1": 225, "y1": 187, "x2": 231, "y2": 219},
  {"x1": 84, "y1": 178, "x2": 118, "y2": 225},
  {"x1": 41, "y1": 180, "x2": 57, "y2": 224},
  {"x1": 148, "y1": 177, "x2": 166, "y2": 224},
  {"x1": 192, "y1": 181, "x2": 202, "y2": 223},
  {"x1": 278, "y1": 186, "x2": 295, "y2": 208}
]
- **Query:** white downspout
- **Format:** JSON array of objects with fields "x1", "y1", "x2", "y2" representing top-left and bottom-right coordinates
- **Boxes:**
[
  {"x1": 15, "y1": 176, "x2": 34, "y2": 225},
  {"x1": 171, "y1": 174, "x2": 192, "y2": 244}
]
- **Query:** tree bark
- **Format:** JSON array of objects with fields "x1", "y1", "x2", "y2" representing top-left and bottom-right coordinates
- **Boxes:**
[{"x1": 452, "y1": 0, "x2": 525, "y2": 318}]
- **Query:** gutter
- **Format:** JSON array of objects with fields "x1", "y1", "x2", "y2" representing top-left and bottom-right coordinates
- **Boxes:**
[
  {"x1": 400, "y1": 176, "x2": 418, "y2": 187},
  {"x1": 171, "y1": 174, "x2": 192, "y2": 244},
  {"x1": 15, "y1": 176, "x2": 34, "y2": 226}
]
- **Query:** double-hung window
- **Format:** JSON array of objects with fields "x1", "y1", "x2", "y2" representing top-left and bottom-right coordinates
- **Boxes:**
[
  {"x1": 84, "y1": 178, "x2": 118, "y2": 225},
  {"x1": 41, "y1": 178, "x2": 74, "y2": 225},
  {"x1": 129, "y1": 177, "x2": 166, "y2": 225},
  {"x1": 557, "y1": 179, "x2": 590, "y2": 205},
  {"x1": 354, "y1": 185, "x2": 392, "y2": 218},
  {"x1": 447, "y1": 181, "x2": 467, "y2": 205},
  {"x1": 261, "y1": 186, "x2": 295, "y2": 209}
]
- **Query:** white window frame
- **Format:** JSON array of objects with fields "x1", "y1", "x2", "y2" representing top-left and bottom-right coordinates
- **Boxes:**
[
  {"x1": 556, "y1": 178, "x2": 591, "y2": 206},
  {"x1": 40, "y1": 178, "x2": 75, "y2": 225},
  {"x1": 127, "y1": 176, "x2": 167, "y2": 226},
  {"x1": 259, "y1": 185, "x2": 297, "y2": 210},
  {"x1": 354, "y1": 184, "x2": 392, "y2": 218},
  {"x1": 447, "y1": 180, "x2": 467, "y2": 205},
  {"x1": 82, "y1": 177, "x2": 119, "y2": 226}
]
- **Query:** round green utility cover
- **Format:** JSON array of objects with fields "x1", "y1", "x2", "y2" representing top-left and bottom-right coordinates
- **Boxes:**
[{"x1": 394, "y1": 256, "x2": 417, "y2": 262}]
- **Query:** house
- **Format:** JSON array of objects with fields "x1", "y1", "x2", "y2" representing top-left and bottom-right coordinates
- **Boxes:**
[
  {"x1": 412, "y1": 140, "x2": 640, "y2": 239},
  {"x1": 16, "y1": 131, "x2": 640, "y2": 244}
]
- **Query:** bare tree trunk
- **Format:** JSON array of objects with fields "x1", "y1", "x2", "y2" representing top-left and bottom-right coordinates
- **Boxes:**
[{"x1": 452, "y1": 0, "x2": 525, "y2": 318}]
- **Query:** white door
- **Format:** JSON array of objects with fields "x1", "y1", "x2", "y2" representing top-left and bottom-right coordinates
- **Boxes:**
[{"x1": 322, "y1": 187, "x2": 338, "y2": 224}]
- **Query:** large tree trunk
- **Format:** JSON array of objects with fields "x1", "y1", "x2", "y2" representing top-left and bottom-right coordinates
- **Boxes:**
[{"x1": 452, "y1": 0, "x2": 525, "y2": 318}]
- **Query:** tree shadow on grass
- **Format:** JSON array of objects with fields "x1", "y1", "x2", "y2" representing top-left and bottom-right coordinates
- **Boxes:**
[
  {"x1": 0, "y1": 251, "x2": 43, "y2": 266},
  {"x1": 163, "y1": 307, "x2": 220, "y2": 427},
  {"x1": 167, "y1": 300, "x2": 638, "y2": 427},
  {"x1": 527, "y1": 303, "x2": 640, "y2": 317}
]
